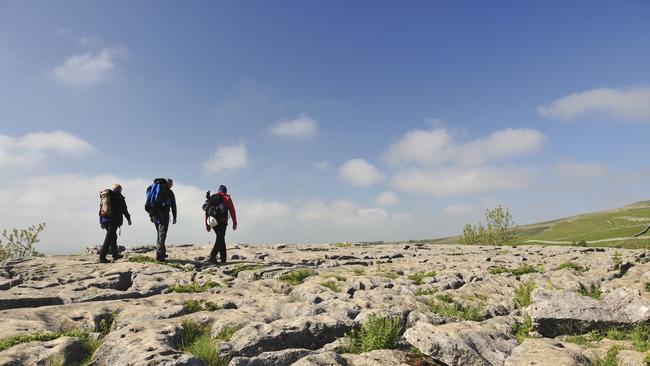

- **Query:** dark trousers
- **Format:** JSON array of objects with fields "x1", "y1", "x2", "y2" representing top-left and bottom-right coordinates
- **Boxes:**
[
  {"x1": 209, "y1": 222, "x2": 227, "y2": 262},
  {"x1": 100, "y1": 223, "x2": 118, "y2": 260},
  {"x1": 155, "y1": 216, "x2": 169, "y2": 260}
]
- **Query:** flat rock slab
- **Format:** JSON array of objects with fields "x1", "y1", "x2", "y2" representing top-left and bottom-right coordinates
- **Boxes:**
[{"x1": 504, "y1": 338, "x2": 591, "y2": 366}]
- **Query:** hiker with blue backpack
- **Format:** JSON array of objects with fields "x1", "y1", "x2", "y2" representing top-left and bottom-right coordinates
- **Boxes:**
[
  {"x1": 98, "y1": 184, "x2": 132, "y2": 263},
  {"x1": 145, "y1": 178, "x2": 177, "y2": 262},
  {"x1": 203, "y1": 185, "x2": 237, "y2": 264}
]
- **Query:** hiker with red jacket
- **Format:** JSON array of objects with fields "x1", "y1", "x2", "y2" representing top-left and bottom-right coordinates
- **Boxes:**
[
  {"x1": 203, "y1": 185, "x2": 237, "y2": 264},
  {"x1": 98, "y1": 184, "x2": 131, "y2": 263}
]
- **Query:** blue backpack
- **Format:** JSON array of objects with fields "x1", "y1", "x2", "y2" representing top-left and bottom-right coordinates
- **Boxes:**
[{"x1": 145, "y1": 178, "x2": 170, "y2": 215}]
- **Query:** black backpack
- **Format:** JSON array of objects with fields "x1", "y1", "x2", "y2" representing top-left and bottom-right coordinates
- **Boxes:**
[{"x1": 202, "y1": 192, "x2": 228, "y2": 220}]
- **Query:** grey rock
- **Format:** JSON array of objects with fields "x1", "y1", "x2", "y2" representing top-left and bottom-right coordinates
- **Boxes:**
[
  {"x1": 229, "y1": 348, "x2": 316, "y2": 366},
  {"x1": 504, "y1": 338, "x2": 591, "y2": 366}
]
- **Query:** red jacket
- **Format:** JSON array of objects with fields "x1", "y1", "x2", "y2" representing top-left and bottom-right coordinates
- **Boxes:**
[{"x1": 205, "y1": 192, "x2": 237, "y2": 227}]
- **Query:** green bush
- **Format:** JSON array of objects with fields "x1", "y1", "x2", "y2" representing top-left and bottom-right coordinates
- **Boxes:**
[
  {"x1": 514, "y1": 281, "x2": 536, "y2": 308},
  {"x1": 461, "y1": 205, "x2": 515, "y2": 245},
  {"x1": 279, "y1": 269, "x2": 315, "y2": 285},
  {"x1": 427, "y1": 297, "x2": 484, "y2": 321},
  {"x1": 577, "y1": 283, "x2": 602, "y2": 299},
  {"x1": 344, "y1": 314, "x2": 404, "y2": 354},
  {"x1": 179, "y1": 319, "x2": 228, "y2": 366},
  {"x1": 0, "y1": 223, "x2": 46, "y2": 261},
  {"x1": 512, "y1": 315, "x2": 532, "y2": 344},
  {"x1": 320, "y1": 280, "x2": 342, "y2": 292},
  {"x1": 171, "y1": 281, "x2": 220, "y2": 293}
]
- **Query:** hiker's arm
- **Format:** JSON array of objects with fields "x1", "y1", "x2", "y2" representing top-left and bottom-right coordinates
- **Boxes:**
[
  {"x1": 123, "y1": 197, "x2": 132, "y2": 225},
  {"x1": 228, "y1": 199, "x2": 237, "y2": 230},
  {"x1": 171, "y1": 191, "x2": 177, "y2": 222}
]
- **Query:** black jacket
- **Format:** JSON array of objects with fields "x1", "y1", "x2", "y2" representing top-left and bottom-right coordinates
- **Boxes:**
[{"x1": 110, "y1": 191, "x2": 131, "y2": 227}]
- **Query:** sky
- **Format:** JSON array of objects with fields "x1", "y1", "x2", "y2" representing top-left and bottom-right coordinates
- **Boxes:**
[{"x1": 1, "y1": 1, "x2": 650, "y2": 254}]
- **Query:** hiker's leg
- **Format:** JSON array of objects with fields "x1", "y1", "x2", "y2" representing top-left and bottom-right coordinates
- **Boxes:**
[
  {"x1": 209, "y1": 230, "x2": 219, "y2": 261},
  {"x1": 155, "y1": 222, "x2": 163, "y2": 260},
  {"x1": 216, "y1": 223, "x2": 227, "y2": 263},
  {"x1": 157, "y1": 216, "x2": 169, "y2": 260},
  {"x1": 99, "y1": 224, "x2": 116, "y2": 260},
  {"x1": 110, "y1": 227, "x2": 120, "y2": 259}
]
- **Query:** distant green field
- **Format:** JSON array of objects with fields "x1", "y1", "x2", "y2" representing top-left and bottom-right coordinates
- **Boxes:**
[{"x1": 436, "y1": 201, "x2": 650, "y2": 249}]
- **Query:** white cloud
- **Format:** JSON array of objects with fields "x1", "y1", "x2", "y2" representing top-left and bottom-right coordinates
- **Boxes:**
[
  {"x1": 391, "y1": 166, "x2": 535, "y2": 197},
  {"x1": 443, "y1": 203, "x2": 475, "y2": 215},
  {"x1": 237, "y1": 199, "x2": 291, "y2": 224},
  {"x1": 51, "y1": 47, "x2": 126, "y2": 86},
  {"x1": 538, "y1": 86, "x2": 650, "y2": 121},
  {"x1": 338, "y1": 159, "x2": 385, "y2": 187},
  {"x1": 375, "y1": 191, "x2": 399, "y2": 206},
  {"x1": 269, "y1": 114, "x2": 318, "y2": 139},
  {"x1": 203, "y1": 141, "x2": 248, "y2": 173},
  {"x1": 385, "y1": 127, "x2": 545, "y2": 167},
  {"x1": 553, "y1": 161, "x2": 608, "y2": 178},
  {"x1": 315, "y1": 160, "x2": 333, "y2": 171},
  {"x1": 0, "y1": 131, "x2": 94, "y2": 168}
]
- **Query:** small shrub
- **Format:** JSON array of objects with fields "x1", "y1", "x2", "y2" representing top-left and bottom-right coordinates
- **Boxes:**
[
  {"x1": 612, "y1": 252, "x2": 623, "y2": 269},
  {"x1": 427, "y1": 297, "x2": 484, "y2": 321},
  {"x1": 558, "y1": 262, "x2": 588, "y2": 272},
  {"x1": 577, "y1": 283, "x2": 602, "y2": 299},
  {"x1": 279, "y1": 269, "x2": 315, "y2": 285},
  {"x1": 343, "y1": 314, "x2": 404, "y2": 354},
  {"x1": 514, "y1": 281, "x2": 536, "y2": 309},
  {"x1": 435, "y1": 294, "x2": 454, "y2": 303},
  {"x1": 320, "y1": 280, "x2": 342, "y2": 292},
  {"x1": 216, "y1": 326, "x2": 239, "y2": 341},
  {"x1": 408, "y1": 271, "x2": 437, "y2": 285},
  {"x1": 0, "y1": 223, "x2": 46, "y2": 260},
  {"x1": 171, "y1": 281, "x2": 220, "y2": 293},
  {"x1": 512, "y1": 315, "x2": 532, "y2": 344},
  {"x1": 630, "y1": 324, "x2": 650, "y2": 352}
]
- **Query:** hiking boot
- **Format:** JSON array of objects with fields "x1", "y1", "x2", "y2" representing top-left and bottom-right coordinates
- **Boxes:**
[
  {"x1": 156, "y1": 257, "x2": 166, "y2": 262},
  {"x1": 113, "y1": 254, "x2": 124, "y2": 260},
  {"x1": 99, "y1": 258, "x2": 110, "y2": 264},
  {"x1": 207, "y1": 256, "x2": 217, "y2": 264}
]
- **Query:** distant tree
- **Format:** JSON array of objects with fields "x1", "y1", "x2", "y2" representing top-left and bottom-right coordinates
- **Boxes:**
[
  {"x1": 461, "y1": 206, "x2": 515, "y2": 245},
  {"x1": 0, "y1": 223, "x2": 46, "y2": 261}
]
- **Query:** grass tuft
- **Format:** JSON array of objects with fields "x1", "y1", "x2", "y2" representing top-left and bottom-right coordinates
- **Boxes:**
[
  {"x1": 352, "y1": 268, "x2": 366, "y2": 276},
  {"x1": 514, "y1": 281, "x2": 536, "y2": 308},
  {"x1": 512, "y1": 315, "x2": 532, "y2": 344},
  {"x1": 577, "y1": 283, "x2": 602, "y2": 299},
  {"x1": 320, "y1": 280, "x2": 342, "y2": 292},
  {"x1": 179, "y1": 319, "x2": 228, "y2": 366},
  {"x1": 331, "y1": 242, "x2": 351, "y2": 248},
  {"x1": 171, "y1": 281, "x2": 220, "y2": 293},
  {"x1": 489, "y1": 264, "x2": 541, "y2": 276},
  {"x1": 594, "y1": 345, "x2": 622, "y2": 366},
  {"x1": 558, "y1": 261, "x2": 589, "y2": 272},
  {"x1": 322, "y1": 273, "x2": 346, "y2": 281},
  {"x1": 215, "y1": 326, "x2": 239, "y2": 341},
  {"x1": 426, "y1": 296, "x2": 484, "y2": 321},
  {"x1": 279, "y1": 269, "x2": 315, "y2": 285},
  {"x1": 414, "y1": 288, "x2": 438, "y2": 296},
  {"x1": 98, "y1": 310, "x2": 119, "y2": 336},
  {"x1": 343, "y1": 314, "x2": 404, "y2": 354},
  {"x1": 231, "y1": 264, "x2": 263, "y2": 278},
  {"x1": 408, "y1": 271, "x2": 437, "y2": 285},
  {"x1": 183, "y1": 299, "x2": 221, "y2": 313}
]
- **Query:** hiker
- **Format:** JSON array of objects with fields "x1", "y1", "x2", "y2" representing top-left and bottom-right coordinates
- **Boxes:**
[
  {"x1": 203, "y1": 185, "x2": 237, "y2": 264},
  {"x1": 145, "y1": 178, "x2": 177, "y2": 261},
  {"x1": 98, "y1": 184, "x2": 132, "y2": 263}
]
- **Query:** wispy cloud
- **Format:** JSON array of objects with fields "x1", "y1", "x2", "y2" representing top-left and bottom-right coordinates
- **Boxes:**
[
  {"x1": 0, "y1": 131, "x2": 94, "y2": 168},
  {"x1": 375, "y1": 191, "x2": 399, "y2": 206},
  {"x1": 538, "y1": 86, "x2": 650, "y2": 121},
  {"x1": 51, "y1": 47, "x2": 126, "y2": 86},
  {"x1": 553, "y1": 161, "x2": 608, "y2": 178},
  {"x1": 269, "y1": 114, "x2": 318, "y2": 139},
  {"x1": 203, "y1": 141, "x2": 248, "y2": 173},
  {"x1": 443, "y1": 203, "x2": 475, "y2": 215},
  {"x1": 338, "y1": 158, "x2": 385, "y2": 187},
  {"x1": 385, "y1": 127, "x2": 546, "y2": 167}
]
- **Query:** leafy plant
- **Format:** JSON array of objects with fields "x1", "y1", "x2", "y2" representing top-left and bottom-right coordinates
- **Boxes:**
[
  {"x1": 279, "y1": 269, "x2": 315, "y2": 285},
  {"x1": 514, "y1": 281, "x2": 536, "y2": 308},
  {"x1": 343, "y1": 314, "x2": 404, "y2": 354},
  {"x1": 183, "y1": 299, "x2": 221, "y2": 313},
  {"x1": 577, "y1": 283, "x2": 602, "y2": 299},
  {"x1": 461, "y1": 205, "x2": 515, "y2": 245},
  {"x1": 216, "y1": 326, "x2": 239, "y2": 341},
  {"x1": 612, "y1": 251, "x2": 623, "y2": 269},
  {"x1": 0, "y1": 223, "x2": 46, "y2": 261},
  {"x1": 427, "y1": 296, "x2": 484, "y2": 321}
]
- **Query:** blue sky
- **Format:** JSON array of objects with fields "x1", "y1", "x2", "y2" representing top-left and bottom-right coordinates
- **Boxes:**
[{"x1": 1, "y1": 1, "x2": 649, "y2": 253}]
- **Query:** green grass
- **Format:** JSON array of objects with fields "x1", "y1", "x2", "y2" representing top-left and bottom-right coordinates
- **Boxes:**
[
  {"x1": 322, "y1": 273, "x2": 347, "y2": 281},
  {"x1": 644, "y1": 282, "x2": 650, "y2": 292},
  {"x1": 414, "y1": 288, "x2": 438, "y2": 296},
  {"x1": 426, "y1": 296, "x2": 484, "y2": 321},
  {"x1": 231, "y1": 264, "x2": 263, "y2": 278},
  {"x1": 565, "y1": 325, "x2": 650, "y2": 353},
  {"x1": 514, "y1": 281, "x2": 536, "y2": 308},
  {"x1": 171, "y1": 281, "x2": 221, "y2": 293},
  {"x1": 183, "y1": 299, "x2": 221, "y2": 313},
  {"x1": 343, "y1": 314, "x2": 404, "y2": 354},
  {"x1": 215, "y1": 326, "x2": 239, "y2": 341},
  {"x1": 558, "y1": 261, "x2": 589, "y2": 272},
  {"x1": 407, "y1": 271, "x2": 437, "y2": 285},
  {"x1": 594, "y1": 346, "x2": 622, "y2": 366},
  {"x1": 98, "y1": 310, "x2": 119, "y2": 336},
  {"x1": 331, "y1": 242, "x2": 351, "y2": 248},
  {"x1": 612, "y1": 252, "x2": 623, "y2": 268},
  {"x1": 179, "y1": 319, "x2": 228, "y2": 366},
  {"x1": 378, "y1": 271, "x2": 399, "y2": 279},
  {"x1": 279, "y1": 269, "x2": 316, "y2": 285},
  {"x1": 512, "y1": 315, "x2": 532, "y2": 344},
  {"x1": 0, "y1": 328, "x2": 101, "y2": 365},
  {"x1": 128, "y1": 255, "x2": 184, "y2": 270},
  {"x1": 320, "y1": 280, "x2": 342, "y2": 292},
  {"x1": 489, "y1": 264, "x2": 541, "y2": 276},
  {"x1": 577, "y1": 283, "x2": 602, "y2": 299},
  {"x1": 352, "y1": 268, "x2": 366, "y2": 276}
]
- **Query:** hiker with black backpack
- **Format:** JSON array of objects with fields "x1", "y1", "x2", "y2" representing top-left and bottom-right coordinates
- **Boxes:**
[
  {"x1": 145, "y1": 178, "x2": 177, "y2": 262},
  {"x1": 203, "y1": 185, "x2": 237, "y2": 264},
  {"x1": 98, "y1": 184, "x2": 132, "y2": 263}
]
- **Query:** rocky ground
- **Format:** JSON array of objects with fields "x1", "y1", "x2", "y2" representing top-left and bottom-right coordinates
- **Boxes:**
[{"x1": 1, "y1": 243, "x2": 650, "y2": 366}]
